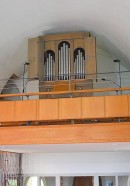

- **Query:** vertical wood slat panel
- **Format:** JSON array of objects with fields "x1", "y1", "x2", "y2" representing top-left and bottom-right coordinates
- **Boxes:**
[
  {"x1": 82, "y1": 97, "x2": 105, "y2": 119},
  {"x1": 38, "y1": 99, "x2": 59, "y2": 120},
  {"x1": 0, "y1": 101, "x2": 15, "y2": 122},
  {"x1": 85, "y1": 37, "x2": 96, "y2": 78},
  {"x1": 105, "y1": 95, "x2": 129, "y2": 118},
  {"x1": 15, "y1": 100, "x2": 37, "y2": 121},
  {"x1": 28, "y1": 38, "x2": 39, "y2": 79},
  {"x1": 59, "y1": 98, "x2": 81, "y2": 119}
]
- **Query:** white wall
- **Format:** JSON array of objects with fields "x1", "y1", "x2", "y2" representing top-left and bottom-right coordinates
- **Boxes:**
[
  {"x1": 93, "y1": 48, "x2": 130, "y2": 96},
  {"x1": 10, "y1": 71, "x2": 39, "y2": 100},
  {"x1": 22, "y1": 151, "x2": 130, "y2": 175}
]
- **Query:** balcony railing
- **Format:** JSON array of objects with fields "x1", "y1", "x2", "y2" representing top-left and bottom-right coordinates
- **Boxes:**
[{"x1": 0, "y1": 89, "x2": 130, "y2": 126}]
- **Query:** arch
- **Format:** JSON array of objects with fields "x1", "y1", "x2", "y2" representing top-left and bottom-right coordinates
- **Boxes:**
[
  {"x1": 44, "y1": 50, "x2": 55, "y2": 81},
  {"x1": 58, "y1": 41, "x2": 70, "y2": 80},
  {"x1": 1, "y1": 80, "x2": 20, "y2": 101},
  {"x1": 74, "y1": 48, "x2": 85, "y2": 79}
]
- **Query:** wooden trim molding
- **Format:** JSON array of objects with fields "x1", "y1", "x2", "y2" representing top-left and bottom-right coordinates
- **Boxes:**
[{"x1": 0, "y1": 123, "x2": 130, "y2": 145}]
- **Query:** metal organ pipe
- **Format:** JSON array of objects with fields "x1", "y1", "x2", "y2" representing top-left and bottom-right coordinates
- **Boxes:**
[
  {"x1": 63, "y1": 43, "x2": 65, "y2": 80},
  {"x1": 83, "y1": 56, "x2": 85, "y2": 78},
  {"x1": 48, "y1": 54, "x2": 50, "y2": 81},
  {"x1": 58, "y1": 42, "x2": 70, "y2": 80},
  {"x1": 50, "y1": 55, "x2": 52, "y2": 81},
  {"x1": 78, "y1": 50, "x2": 81, "y2": 79},
  {"x1": 59, "y1": 50, "x2": 61, "y2": 80},
  {"x1": 80, "y1": 52, "x2": 83, "y2": 79},
  {"x1": 47, "y1": 58, "x2": 49, "y2": 81},
  {"x1": 68, "y1": 47, "x2": 70, "y2": 79},
  {"x1": 66, "y1": 44, "x2": 68, "y2": 80},
  {"x1": 61, "y1": 47, "x2": 63, "y2": 80},
  {"x1": 76, "y1": 54, "x2": 78, "y2": 79}
]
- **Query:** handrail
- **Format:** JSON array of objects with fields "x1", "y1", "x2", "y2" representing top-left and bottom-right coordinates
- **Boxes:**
[{"x1": 0, "y1": 87, "x2": 130, "y2": 98}]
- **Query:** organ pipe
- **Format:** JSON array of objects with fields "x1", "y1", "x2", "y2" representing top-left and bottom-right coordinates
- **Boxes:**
[
  {"x1": 74, "y1": 48, "x2": 85, "y2": 79},
  {"x1": 58, "y1": 42, "x2": 70, "y2": 80},
  {"x1": 44, "y1": 50, "x2": 55, "y2": 81}
]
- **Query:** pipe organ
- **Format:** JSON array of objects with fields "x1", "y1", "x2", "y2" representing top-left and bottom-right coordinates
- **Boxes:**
[
  {"x1": 74, "y1": 48, "x2": 85, "y2": 79},
  {"x1": 28, "y1": 32, "x2": 96, "y2": 97},
  {"x1": 44, "y1": 50, "x2": 55, "y2": 81}
]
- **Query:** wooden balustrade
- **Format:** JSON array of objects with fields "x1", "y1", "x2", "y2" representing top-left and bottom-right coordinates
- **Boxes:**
[
  {"x1": 1, "y1": 123, "x2": 130, "y2": 145},
  {"x1": 0, "y1": 94, "x2": 129, "y2": 123}
]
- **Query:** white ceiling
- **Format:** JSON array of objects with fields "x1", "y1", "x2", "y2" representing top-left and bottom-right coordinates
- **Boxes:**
[
  {"x1": 1, "y1": 142, "x2": 130, "y2": 153},
  {"x1": 0, "y1": 0, "x2": 130, "y2": 82}
]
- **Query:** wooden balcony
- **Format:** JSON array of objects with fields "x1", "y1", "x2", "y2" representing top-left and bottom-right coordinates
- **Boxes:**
[
  {"x1": 0, "y1": 87, "x2": 130, "y2": 145},
  {"x1": 0, "y1": 94, "x2": 129, "y2": 123}
]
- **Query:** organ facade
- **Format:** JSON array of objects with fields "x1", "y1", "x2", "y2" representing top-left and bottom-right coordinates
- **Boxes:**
[{"x1": 28, "y1": 32, "x2": 96, "y2": 97}]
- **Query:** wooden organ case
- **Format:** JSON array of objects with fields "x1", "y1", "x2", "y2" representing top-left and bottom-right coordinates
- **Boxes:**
[{"x1": 28, "y1": 32, "x2": 96, "y2": 98}]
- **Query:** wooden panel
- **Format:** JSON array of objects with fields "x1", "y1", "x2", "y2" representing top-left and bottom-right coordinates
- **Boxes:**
[
  {"x1": 15, "y1": 100, "x2": 37, "y2": 121},
  {"x1": 73, "y1": 177, "x2": 93, "y2": 186},
  {"x1": 42, "y1": 32, "x2": 90, "y2": 41},
  {"x1": 38, "y1": 37, "x2": 44, "y2": 79},
  {"x1": 38, "y1": 99, "x2": 59, "y2": 120},
  {"x1": 105, "y1": 95, "x2": 128, "y2": 117},
  {"x1": 28, "y1": 38, "x2": 39, "y2": 78},
  {"x1": 44, "y1": 41, "x2": 56, "y2": 52},
  {"x1": 74, "y1": 39, "x2": 85, "y2": 49},
  {"x1": 54, "y1": 84, "x2": 75, "y2": 92},
  {"x1": 59, "y1": 98, "x2": 81, "y2": 119},
  {"x1": 28, "y1": 59, "x2": 38, "y2": 79},
  {"x1": 85, "y1": 37, "x2": 96, "y2": 78},
  {"x1": 0, "y1": 101, "x2": 15, "y2": 122},
  {"x1": 82, "y1": 97, "x2": 105, "y2": 118},
  {"x1": 1, "y1": 123, "x2": 130, "y2": 145},
  {"x1": 127, "y1": 95, "x2": 130, "y2": 116}
]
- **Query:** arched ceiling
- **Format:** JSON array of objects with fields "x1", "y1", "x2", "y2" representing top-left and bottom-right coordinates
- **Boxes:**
[{"x1": 0, "y1": 0, "x2": 130, "y2": 81}]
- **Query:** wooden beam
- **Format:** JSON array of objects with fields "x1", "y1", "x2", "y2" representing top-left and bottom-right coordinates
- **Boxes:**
[
  {"x1": 0, "y1": 123, "x2": 130, "y2": 145},
  {"x1": 0, "y1": 87, "x2": 130, "y2": 98}
]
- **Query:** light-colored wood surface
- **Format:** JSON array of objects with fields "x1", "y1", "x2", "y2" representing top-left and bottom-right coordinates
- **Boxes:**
[
  {"x1": 44, "y1": 41, "x2": 56, "y2": 52},
  {"x1": 127, "y1": 95, "x2": 130, "y2": 116},
  {"x1": 0, "y1": 94, "x2": 130, "y2": 122},
  {"x1": 74, "y1": 39, "x2": 85, "y2": 49},
  {"x1": 85, "y1": 37, "x2": 96, "y2": 78},
  {"x1": 15, "y1": 100, "x2": 37, "y2": 121},
  {"x1": 1, "y1": 123, "x2": 130, "y2": 145},
  {"x1": 28, "y1": 38, "x2": 39, "y2": 79},
  {"x1": 105, "y1": 95, "x2": 128, "y2": 117},
  {"x1": 28, "y1": 37, "x2": 43, "y2": 79},
  {"x1": 42, "y1": 32, "x2": 90, "y2": 41},
  {"x1": 59, "y1": 98, "x2": 81, "y2": 119},
  {"x1": 53, "y1": 84, "x2": 75, "y2": 91},
  {"x1": 82, "y1": 97, "x2": 105, "y2": 118},
  {"x1": 38, "y1": 99, "x2": 59, "y2": 120},
  {"x1": 0, "y1": 101, "x2": 15, "y2": 122}
]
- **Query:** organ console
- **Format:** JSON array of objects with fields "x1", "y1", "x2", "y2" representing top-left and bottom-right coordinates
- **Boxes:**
[{"x1": 28, "y1": 32, "x2": 97, "y2": 98}]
